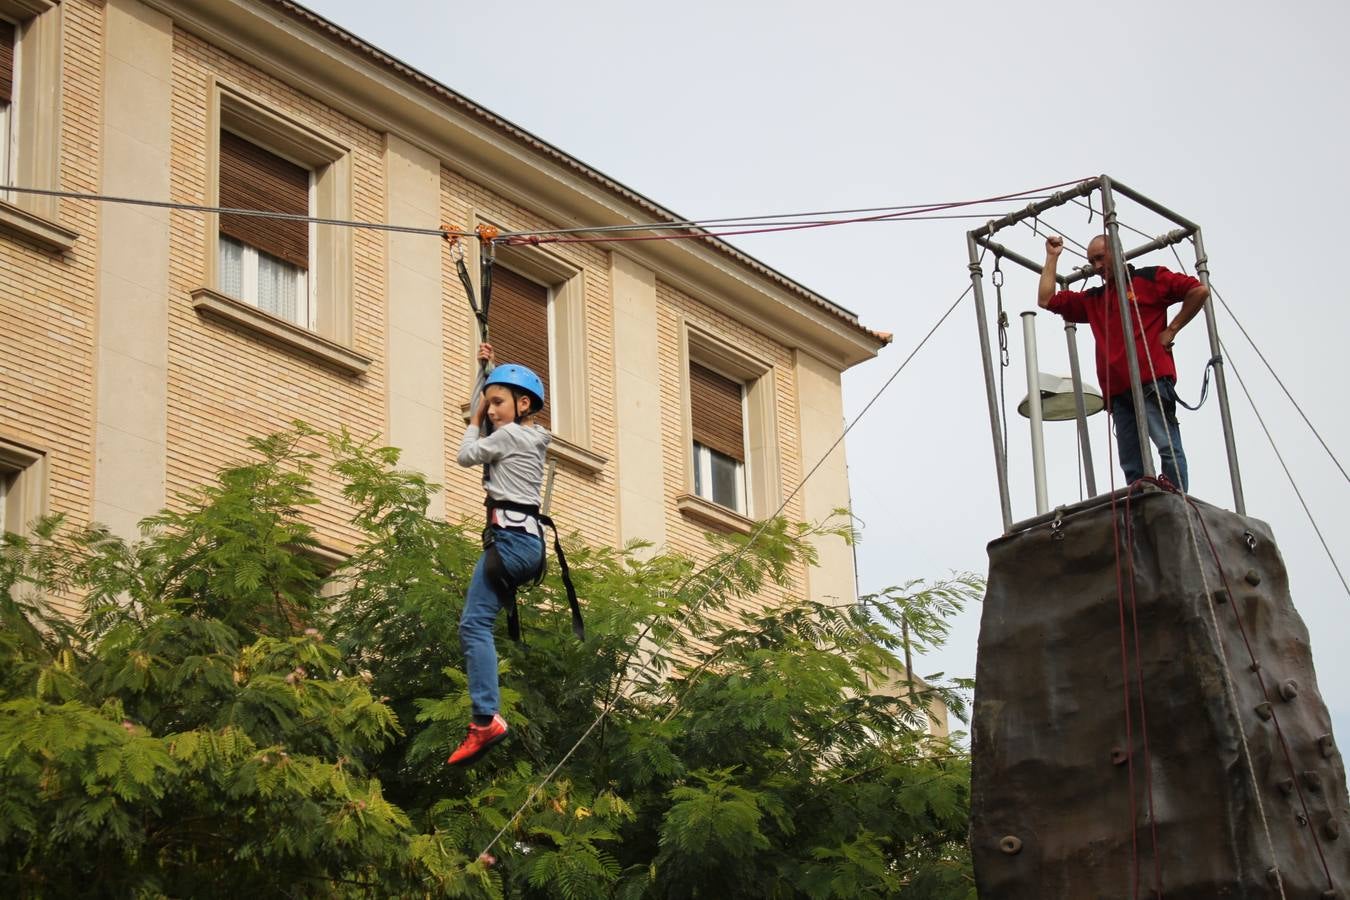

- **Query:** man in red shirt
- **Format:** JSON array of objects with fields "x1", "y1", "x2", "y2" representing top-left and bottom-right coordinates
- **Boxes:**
[{"x1": 1038, "y1": 235, "x2": 1209, "y2": 491}]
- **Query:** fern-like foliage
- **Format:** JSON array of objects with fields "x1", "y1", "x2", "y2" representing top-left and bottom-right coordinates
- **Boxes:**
[{"x1": 0, "y1": 424, "x2": 982, "y2": 898}]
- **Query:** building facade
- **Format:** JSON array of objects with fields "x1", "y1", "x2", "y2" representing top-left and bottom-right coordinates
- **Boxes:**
[{"x1": 1, "y1": 0, "x2": 887, "y2": 625}]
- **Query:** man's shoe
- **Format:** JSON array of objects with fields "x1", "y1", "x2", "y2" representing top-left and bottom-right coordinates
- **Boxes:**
[{"x1": 447, "y1": 714, "x2": 508, "y2": 767}]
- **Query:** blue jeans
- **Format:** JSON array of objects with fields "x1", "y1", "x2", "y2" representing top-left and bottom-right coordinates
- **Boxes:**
[
  {"x1": 1110, "y1": 377, "x2": 1188, "y2": 492},
  {"x1": 459, "y1": 527, "x2": 544, "y2": 717}
]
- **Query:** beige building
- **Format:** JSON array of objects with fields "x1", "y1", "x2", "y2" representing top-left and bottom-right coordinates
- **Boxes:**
[{"x1": 1, "y1": 0, "x2": 889, "y2": 631}]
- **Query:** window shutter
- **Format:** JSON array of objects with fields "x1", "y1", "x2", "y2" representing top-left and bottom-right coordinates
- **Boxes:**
[
  {"x1": 690, "y1": 362, "x2": 745, "y2": 462},
  {"x1": 0, "y1": 20, "x2": 14, "y2": 105},
  {"x1": 218, "y1": 129, "x2": 309, "y2": 270},
  {"x1": 487, "y1": 266, "x2": 551, "y2": 428}
]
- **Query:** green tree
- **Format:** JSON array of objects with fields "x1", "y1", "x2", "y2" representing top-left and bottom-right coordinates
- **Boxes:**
[{"x1": 0, "y1": 425, "x2": 981, "y2": 898}]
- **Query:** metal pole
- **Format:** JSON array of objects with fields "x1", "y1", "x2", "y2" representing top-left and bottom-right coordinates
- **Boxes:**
[
  {"x1": 1109, "y1": 178, "x2": 1201, "y2": 231},
  {"x1": 1064, "y1": 322, "x2": 1098, "y2": 497},
  {"x1": 1022, "y1": 312, "x2": 1050, "y2": 515},
  {"x1": 1098, "y1": 176, "x2": 1155, "y2": 479},
  {"x1": 975, "y1": 178, "x2": 1100, "y2": 235},
  {"x1": 968, "y1": 232, "x2": 1014, "y2": 532},
  {"x1": 1061, "y1": 228, "x2": 1195, "y2": 286},
  {"x1": 973, "y1": 236, "x2": 1058, "y2": 280},
  {"x1": 1192, "y1": 227, "x2": 1246, "y2": 514}
]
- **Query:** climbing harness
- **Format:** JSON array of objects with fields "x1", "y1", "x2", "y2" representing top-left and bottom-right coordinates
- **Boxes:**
[
  {"x1": 482, "y1": 497, "x2": 584, "y2": 643},
  {"x1": 449, "y1": 224, "x2": 584, "y2": 644}
]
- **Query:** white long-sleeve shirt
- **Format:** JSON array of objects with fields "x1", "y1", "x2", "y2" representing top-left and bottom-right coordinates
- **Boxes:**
[{"x1": 457, "y1": 369, "x2": 551, "y2": 508}]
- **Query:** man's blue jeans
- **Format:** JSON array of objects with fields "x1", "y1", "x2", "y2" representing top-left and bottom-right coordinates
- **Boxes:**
[
  {"x1": 459, "y1": 527, "x2": 543, "y2": 717},
  {"x1": 1110, "y1": 376, "x2": 1188, "y2": 492}
]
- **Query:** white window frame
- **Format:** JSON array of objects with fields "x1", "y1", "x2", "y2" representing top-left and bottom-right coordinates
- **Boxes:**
[
  {"x1": 692, "y1": 440, "x2": 747, "y2": 515},
  {"x1": 0, "y1": 436, "x2": 47, "y2": 540}
]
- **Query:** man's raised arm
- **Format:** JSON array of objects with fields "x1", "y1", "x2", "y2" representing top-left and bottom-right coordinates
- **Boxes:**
[{"x1": 1038, "y1": 236, "x2": 1063, "y2": 309}]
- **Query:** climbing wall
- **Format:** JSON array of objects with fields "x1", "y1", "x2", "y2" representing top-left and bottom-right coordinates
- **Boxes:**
[{"x1": 971, "y1": 488, "x2": 1349, "y2": 898}]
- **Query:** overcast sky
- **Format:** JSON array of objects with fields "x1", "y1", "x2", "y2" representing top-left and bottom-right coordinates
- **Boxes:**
[{"x1": 300, "y1": 0, "x2": 1350, "y2": 736}]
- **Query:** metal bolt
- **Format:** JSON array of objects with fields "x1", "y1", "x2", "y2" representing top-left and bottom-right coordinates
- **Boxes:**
[
  {"x1": 1255, "y1": 702, "x2": 1273, "y2": 721},
  {"x1": 1318, "y1": 734, "x2": 1335, "y2": 759},
  {"x1": 999, "y1": 835, "x2": 1023, "y2": 855},
  {"x1": 1296, "y1": 813, "x2": 1309, "y2": 826},
  {"x1": 1244, "y1": 530, "x2": 1257, "y2": 552},
  {"x1": 1280, "y1": 680, "x2": 1299, "y2": 702},
  {"x1": 1303, "y1": 771, "x2": 1323, "y2": 793},
  {"x1": 1249, "y1": 660, "x2": 1262, "y2": 672},
  {"x1": 1245, "y1": 570, "x2": 1262, "y2": 586}
]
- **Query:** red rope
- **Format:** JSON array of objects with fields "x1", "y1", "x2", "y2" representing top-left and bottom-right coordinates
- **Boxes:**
[
  {"x1": 497, "y1": 177, "x2": 1092, "y2": 246},
  {"x1": 1124, "y1": 485, "x2": 1165, "y2": 896}
]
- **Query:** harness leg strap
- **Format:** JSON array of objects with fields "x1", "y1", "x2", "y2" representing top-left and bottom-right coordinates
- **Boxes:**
[{"x1": 481, "y1": 530, "x2": 525, "y2": 644}]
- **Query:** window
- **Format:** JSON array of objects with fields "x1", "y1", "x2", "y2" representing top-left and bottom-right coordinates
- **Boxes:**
[
  {"x1": 0, "y1": 437, "x2": 46, "y2": 540},
  {"x1": 466, "y1": 237, "x2": 600, "y2": 470},
  {"x1": 192, "y1": 83, "x2": 365, "y2": 373},
  {"x1": 487, "y1": 265, "x2": 551, "y2": 429},
  {"x1": 0, "y1": 1, "x2": 69, "y2": 250},
  {"x1": 217, "y1": 129, "x2": 313, "y2": 329},
  {"x1": 678, "y1": 325, "x2": 781, "y2": 530},
  {"x1": 690, "y1": 362, "x2": 747, "y2": 514}
]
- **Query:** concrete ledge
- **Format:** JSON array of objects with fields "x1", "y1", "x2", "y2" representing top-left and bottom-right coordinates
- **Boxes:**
[
  {"x1": 675, "y1": 492, "x2": 754, "y2": 535},
  {"x1": 191, "y1": 287, "x2": 372, "y2": 376},
  {"x1": 548, "y1": 435, "x2": 606, "y2": 475},
  {"x1": 0, "y1": 200, "x2": 78, "y2": 253}
]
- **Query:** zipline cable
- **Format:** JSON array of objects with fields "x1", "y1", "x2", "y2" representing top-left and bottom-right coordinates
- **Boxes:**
[
  {"x1": 0, "y1": 180, "x2": 1082, "y2": 245},
  {"x1": 1220, "y1": 342, "x2": 1350, "y2": 598},
  {"x1": 473, "y1": 275, "x2": 978, "y2": 864},
  {"x1": 1208, "y1": 284, "x2": 1350, "y2": 489}
]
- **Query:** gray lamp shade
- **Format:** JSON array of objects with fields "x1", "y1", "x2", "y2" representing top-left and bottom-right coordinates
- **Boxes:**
[{"x1": 1017, "y1": 372, "x2": 1105, "y2": 421}]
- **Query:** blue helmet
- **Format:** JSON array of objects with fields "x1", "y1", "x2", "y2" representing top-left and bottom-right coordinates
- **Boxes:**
[{"x1": 484, "y1": 363, "x2": 545, "y2": 415}]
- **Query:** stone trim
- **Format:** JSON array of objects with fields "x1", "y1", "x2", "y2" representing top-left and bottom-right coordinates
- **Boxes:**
[
  {"x1": 191, "y1": 287, "x2": 371, "y2": 376},
  {"x1": 675, "y1": 492, "x2": 754, "y2": 536},
  {"x1": 0, "y1": 198, "x2": 76, "y2": 252}
]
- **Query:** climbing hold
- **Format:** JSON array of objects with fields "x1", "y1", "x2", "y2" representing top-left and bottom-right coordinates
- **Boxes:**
[
  {"x1": 1249, "y1": 660, "x2": 1262, "y2": 672},
  {"x1": 1325, "y1": 818, "x2": 1341, "y2": 840},
  {"x1": 1303, "y1": 771, "x2": 1323, "y2": 793},
  {"x1": 1255, "y1": 702, "x2": 1273, "y2": 721},
  {"x1": 1277, "y1": 778, "x2": 1295, "y2": 796},
  {"x1": 1266, "y1": 866, "x2": 1281, "y2": 886},
  {"x1": 1318, "y1": 733, "x2": 1335, "y2": 758},
  {"x1": 1280, "y1": 680, "x2": 1299, "y2": 701},
  {"x1": 1213, "y1": 588, "x2": 1229, "y2": 604},
  {"x1": 1111, "y1": 748, "x2": 1129, "y2": 766},
  {"x1": 1244, "y1": 570, "x2": 1261, "y2": 586},
  {"x1": 999, "y1": 835, "x2": 1023, "y2": 855}
]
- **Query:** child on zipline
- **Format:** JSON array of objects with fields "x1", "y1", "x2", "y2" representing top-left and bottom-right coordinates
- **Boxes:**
[{"x1": 447, "y1": 342, "x2": 550, "y2": 766}]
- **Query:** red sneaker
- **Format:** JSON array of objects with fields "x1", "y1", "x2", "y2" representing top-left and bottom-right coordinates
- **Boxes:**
[{"x1": 447, "y1": 714, "x2": 508, "y2": 766}]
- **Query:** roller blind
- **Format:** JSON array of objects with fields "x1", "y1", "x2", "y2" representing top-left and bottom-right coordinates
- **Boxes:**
[
  {"x1": 690, "y1": 362, "x2": 745, "y2": 462},
  {"x1": 487, "y1": 266, "x2": 551, "y2": 428},
  {"x1": 219, "y1": 129, "x2": 309, "y2": 270},
  {"x1": 0, "y1": 20, "x2": 15, "y2": 105}
]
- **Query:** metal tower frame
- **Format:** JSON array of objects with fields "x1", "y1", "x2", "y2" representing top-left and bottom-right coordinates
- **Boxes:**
[{"x1": 965, "y1": 175, "x2": 1244, "y2": 532}]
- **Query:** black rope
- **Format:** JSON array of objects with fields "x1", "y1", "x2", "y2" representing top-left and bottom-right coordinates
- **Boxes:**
[{"x1": 1173, "y1": 355, "x2": 1222, "y2": 411}]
